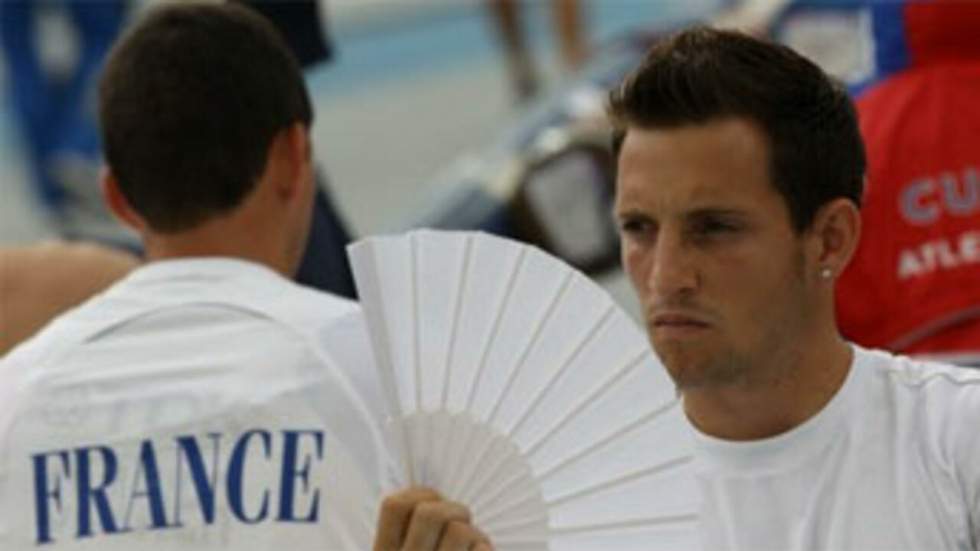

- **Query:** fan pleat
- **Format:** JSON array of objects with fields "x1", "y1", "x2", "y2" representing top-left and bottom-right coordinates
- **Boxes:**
[
  {"x1": 550, "y1": 513, "x2": 700, "y2": 535},
  {"x1": 536, "y1": 399, "x2": 679, "y2": 482},
  {"x1": 440, "y1": 234, "x2": 474, "y2": 410},
  {"x1": 486, "y1": 269, "x2": 575, "y2": 426},
  {"x1": 521, "y1": 346, "x2": 648, "y2": 458},
  {"x1": 546, "y1": 455, "x2": 693, "y2": 509},
  {"x1": 465, "y1": 246, "x2": 527, "y2": 412},
  {"x1": 505, "y1": 304, "x2": 616, "y2": 439},
  {"x1": 410, "y1": 233, "x2": 422, "y2": 412},
  {"x1": 348, "y1": 230, "x2": 700, "y2": 550}
]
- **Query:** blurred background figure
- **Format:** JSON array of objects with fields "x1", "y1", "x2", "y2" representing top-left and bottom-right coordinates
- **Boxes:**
[
  {"x1": 0, "y1": 0, "x2": 131, "y2": 246},
  {"x1": 712, "y1": 0, "x2": 791, "y2": 35},
  {"x1": 235, "y1": 0, "x2": 358, "y2": 297},
  {"x1": 0, "y1": 241, "x2": 138, "y2": 355},
  {"x1": 487, "y1": 0, "x2": 588, "y2": 103},
  {"x1": 836, "y1": 1, "x2": 980, "y2": 366}
]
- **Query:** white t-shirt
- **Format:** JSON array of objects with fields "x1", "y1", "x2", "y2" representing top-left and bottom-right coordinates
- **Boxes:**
[
  {"x1": 693, "y1": 346, "x2": 980, "y2": 550},
  {"x1": 0, "y1": 258, "x2": 391, "y2": 550}
]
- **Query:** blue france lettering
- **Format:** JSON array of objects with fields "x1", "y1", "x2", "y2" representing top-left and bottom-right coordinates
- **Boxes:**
[
  {"x1": 278, "y1": 430, "x2": 324, "y2": 522},
  {"x1": 172, "y1": 433, "x2": 222, "y2": 526},
  {"x1": 227, "y1": 430, "x2": 272, "y2": 524},
  {"x1": 121, "y1": 440, "x2": 173, "y2": 532},
  {"x1": 32, "y1": 450, "x2": 71, "y2": 544},
  {"x1": 30, "y1": 429, "x2": 326, "y2": 545},
  {"x1": 76, "y1": 446, "x2": 121, "y2": 538}
]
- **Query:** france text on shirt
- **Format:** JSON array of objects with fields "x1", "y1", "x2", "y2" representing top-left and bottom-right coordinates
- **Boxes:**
[{"x1": 31, "y1": 428, "x2": 326, "y2": 545}]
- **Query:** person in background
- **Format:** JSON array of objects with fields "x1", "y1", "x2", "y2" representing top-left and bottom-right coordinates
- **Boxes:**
[
  {"x1": 0, "y1": 241, "x2": 138, "y2": 356},
  {"x1": 235, "y1": 0, "x2": 358, "y2": 299},
  {"x1": 836, "y1": 1, "x2": 980, "y2": 365},
  {"x1": 0, "y1": 0, "x2": 130, "y2": 244},
  {"x1": 708, "y1": 0, "x2": 979, "y2": 365},
  {"x1": 487, "y1": 0, "x2": 588, "y2": 103},
  {"x1": 0, "y1": 4, "x2": 488, "y2": 549},
  {"x1": 611, "y1": 26, "x2": 980, "y2": 549}
]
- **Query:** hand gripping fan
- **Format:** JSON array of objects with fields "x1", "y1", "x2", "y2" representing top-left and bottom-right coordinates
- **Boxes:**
[{"x1": 348, "y1": 230, "x2": 699, "y2": 550}]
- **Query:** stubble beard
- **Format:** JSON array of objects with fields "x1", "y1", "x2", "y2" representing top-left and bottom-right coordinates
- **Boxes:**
[
  {"x1": 653, "y1": 248, "x2": 810, "y2": 393},
  {"x1": 655, "y1": 338, "x2": 752, "y2": 391}
]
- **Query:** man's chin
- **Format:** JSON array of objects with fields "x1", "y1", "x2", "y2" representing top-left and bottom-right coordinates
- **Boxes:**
[
  {"x1": 664, "y1": 364, "x2": 710, "y2": 390},
  {"x1": 653, "y1": 344, "x2": 701, "y2": 384},
  {"x1": 653, "y1": 343, "x2": 739, "y2": 390}
]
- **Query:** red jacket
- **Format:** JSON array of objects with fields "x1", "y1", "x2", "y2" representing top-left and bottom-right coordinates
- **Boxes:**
[{"x1": 836, "y1": 2, "x2": 980, "y2": 359}]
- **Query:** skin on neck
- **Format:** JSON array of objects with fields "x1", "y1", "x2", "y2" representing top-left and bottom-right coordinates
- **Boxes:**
[
  {"x1": 103, "y1": 125, "x2": 313, "y2": 279},
  {"x1": 140, "y1": 183, "x2": 296, "y2": 276},
  {"x1": 681, "y1": 307, "x2": 854, "y2": 441}
]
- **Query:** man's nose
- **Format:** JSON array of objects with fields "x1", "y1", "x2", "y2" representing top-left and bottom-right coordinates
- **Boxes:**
[{"x1": 647, "y1": 233, "x2": 699, "y2": 299}]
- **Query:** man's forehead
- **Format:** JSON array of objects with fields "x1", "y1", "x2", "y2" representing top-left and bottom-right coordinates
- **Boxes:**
[
  {"x1": 619, "y1": 118, "x2": 770, "y2": 157},
  {"x1": 616, "y1": 166, "x2": 761, "y2": 206},
  {"x1": 615, "y1": 190, "x2": 755, "y2": 218},
  {"x1": 615, "y1": 120, "x2": 777, "y2": 213}
]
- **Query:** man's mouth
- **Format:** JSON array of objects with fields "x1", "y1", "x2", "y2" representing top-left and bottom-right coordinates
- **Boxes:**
[{"x1": 649, "y1": 312, "x2": 711, "y2": 336}]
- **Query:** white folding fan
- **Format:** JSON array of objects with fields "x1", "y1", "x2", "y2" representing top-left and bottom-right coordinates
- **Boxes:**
[{"x1": 348, "y1": 230, "x2": 699, "y2": 550}]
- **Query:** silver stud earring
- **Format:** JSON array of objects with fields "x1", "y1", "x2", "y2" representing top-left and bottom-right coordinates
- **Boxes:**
[{"x1": 820, "y1": 267, "x2": 833, "y2": 280}]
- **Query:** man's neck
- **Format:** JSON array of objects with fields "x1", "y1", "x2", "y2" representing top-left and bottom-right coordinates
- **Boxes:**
[
  {"x1": 681, "y1": 334, "x2": 853, "y2": 441},
  {"x1": 141, "y1": 216, "x2": 293, "y2": 278}
]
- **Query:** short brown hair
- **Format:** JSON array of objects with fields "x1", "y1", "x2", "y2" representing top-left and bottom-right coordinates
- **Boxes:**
[
  {"x1": 99, "y1": 3, "x2": 313, "y2": 232},
  {"x1": 609, "y1": 26, "x2": 865, "y2": 233}
]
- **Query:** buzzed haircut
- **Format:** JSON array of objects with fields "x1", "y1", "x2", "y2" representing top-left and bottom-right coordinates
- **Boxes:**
[
  {"x1": 99, "y1": 2, "x2": 313, "y2": 232},
  {"x1": 609, "y1": 26, "x2": 865, "y2": 233}
]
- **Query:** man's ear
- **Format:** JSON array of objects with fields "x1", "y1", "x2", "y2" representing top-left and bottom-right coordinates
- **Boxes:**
[
  {"x1": 806, "y1": 197, "x2": 862, "y2": 282},
  {"x1": 101, "y1": 168, "x2": 147, "y2": 232},
  {"x1": 271, "y1": 123, "x2": 312, "y2": 200}
]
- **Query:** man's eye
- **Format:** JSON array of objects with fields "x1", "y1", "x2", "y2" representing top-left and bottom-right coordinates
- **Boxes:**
[
  {"x1": 619, "y1": 219, "x2": 650, "y2": 234},
  {"x1": 700, "y1": 220, "x2": 737, "y2": 233},
  {"x1": 692, "y1": 219, "x2": 741, "y2": 238}
]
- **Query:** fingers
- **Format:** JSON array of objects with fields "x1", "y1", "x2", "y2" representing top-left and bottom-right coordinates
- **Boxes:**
[
  {"x1": 436, "y1": 520, "x2": 492, "y2": 551},
  {"x1": 402, "y1": 499, "x2": 470, "y2": 550},
  {"x1": 373, "y1": 487, "x2": 493, "y2": 551},
  {"x1": 373, "y1": 487, "x2": 441, "y2": 551}
]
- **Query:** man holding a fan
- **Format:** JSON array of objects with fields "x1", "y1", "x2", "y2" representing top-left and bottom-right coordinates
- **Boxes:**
[{"x1": 612, "y1": 26, "x2": 980, "y2": 549}]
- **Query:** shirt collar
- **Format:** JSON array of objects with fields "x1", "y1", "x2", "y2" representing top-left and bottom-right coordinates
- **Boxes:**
[
  {"x1": 122, "y1": 256, "x2": 288, "y2": 287},
  {"x1": 689, "y1": 344, "x2": 868, "y2": 474}
]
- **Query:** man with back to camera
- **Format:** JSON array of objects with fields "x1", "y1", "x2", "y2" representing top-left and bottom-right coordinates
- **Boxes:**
[
  {"x1": 0, "y1": 3, "x2": 489, "y2": 550},
  {"x1": 610, "y1": 26, "x2": 980, "y2": 549}
]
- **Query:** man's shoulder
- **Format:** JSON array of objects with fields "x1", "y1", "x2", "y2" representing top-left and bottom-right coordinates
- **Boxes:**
[
  {"x1": 266, "y1": 282, "x2": 365, "y2": 340},
  {"x1": 852, "y1": 348, "x2": 980, "y2": 489},
  {"x1": 0, "y1": 271, "x2": 365, "y2": 376},
  {"x1": 857, "y1": 346, "x2": 980, "y2": 432},
  {"x1": 859, "y1": 346, "x2": 980, "y2": 392},
  {"x1": 280, "y1": 281, "x2": 359, "y2": 316}
]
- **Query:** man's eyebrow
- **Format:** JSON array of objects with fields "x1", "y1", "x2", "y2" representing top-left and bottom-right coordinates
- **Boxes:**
[
  {"x1": 612, "y1": 207, "x2": 652, "y2": 220},
  {"x1": 612, "y1": 206, "x2": 751, "y2": 222},
  {"x1": 686, "y1": 207, "x2": 749, "y2": 219}
]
